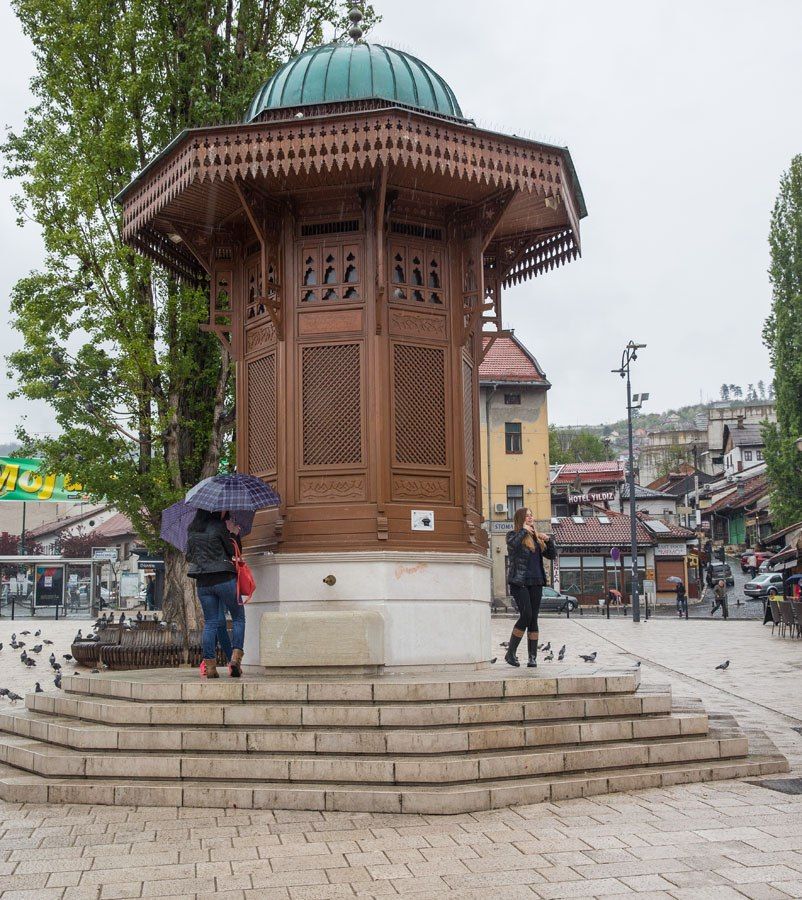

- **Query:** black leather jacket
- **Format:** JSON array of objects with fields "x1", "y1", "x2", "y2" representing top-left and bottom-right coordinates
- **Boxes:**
[
  {"x1": 186, "y1": 518, "x2": 237, "y2": 579},
  {"x1": 506, "y1": 530, "x2": 557, "y2": 586}
]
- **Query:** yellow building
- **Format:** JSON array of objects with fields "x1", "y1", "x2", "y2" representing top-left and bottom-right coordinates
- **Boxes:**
[{"x1": 478, "y1": 334, "x2": 551, "y2": 603}]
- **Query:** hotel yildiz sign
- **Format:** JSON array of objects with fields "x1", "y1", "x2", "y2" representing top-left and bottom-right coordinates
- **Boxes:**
[{"x1": 568, "y1": 491, "x2": 615, "y2": 504}]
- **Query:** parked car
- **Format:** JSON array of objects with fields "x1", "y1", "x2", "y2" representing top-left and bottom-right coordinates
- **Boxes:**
[
  {"x1": 540, "y1": 586, "x2": 580, "y2": 613},
  {"x1": 740, "y1": 550, "x2": 772, "y2": 573},
  {"x1": 706, "y1": 563, "x2": 735, "y2": 587},
  {"x1": 744, "y1": 572, "x2": 784, "y2": 600}
]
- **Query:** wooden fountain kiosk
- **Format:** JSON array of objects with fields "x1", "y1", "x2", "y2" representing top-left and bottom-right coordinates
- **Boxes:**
[{"x1": 117, "y1": 22, "x2": 586, "y2": 669}]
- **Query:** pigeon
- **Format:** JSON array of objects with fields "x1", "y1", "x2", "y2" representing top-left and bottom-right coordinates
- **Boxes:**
[
  {"x1": 34, "y1": 682, "x2": 43, "y2": 693},
  {"x1": 579, "y1": 652, "x2": 598, "y2": 663},
  {"x1": 49, "y1": 653, "x2": 56, "y2": 663},
  {"x1": 541, "y1": 642, "x2": 551, "y2": 653},
  {"x1": 0, "y1": 643, "x2": 3, "y2": 651},
  {"x1": 62, "y1": 654, "x2": 73, "y2": 661},
  {"x1": 53, "y1": 673, "x2": 62, "y2": 689},
  {"x1": 51, "y1": 662, "x2": 62, "y2": 672},
  {"x1": 43, "y1": 639, "x2": 53, "y2": 645},
  {"x1": 544, "y1": 652, "x2": 554, "y2": 661},
  {"x1": 31, "y1": 644, "x2": 42, "y2": 654},
  {"x1": 136, "y1": 611, "x2": 143, "y2": 622},
  {"x1": 0, "y1": 688, "x2": 9, "y2": 697},
  {"x1": 75, "y1": 630, "x2": 83, "y2": 641},
  {"x1": 90, "y1": 668, "x2": 100, "y2": 674},
  {"x1": 715, "y1": 660, "x2": 730, "y2": 671},
  {"x1": 634, "y1": 660, "x2": 642, "y2": 668},
  {"x1": 557, "y1": 645, "x2": 566, "y2": 661},
  {"x1": 20, "y1": 650, "x2": 27, "y2": 661},
  {"x1": 490, "y1": 657, "x2": 498, "y2": 664},
  {"x1": 500, "y1": 641, "x2": 509, "y2": 648},
  {"x1": 34, "y1": 630, "x2": 41, "y2": 637},
  {"x1": 24, "y1": 659, "x2": 36, "y2": 668},
  {"x1": 11, "y1": 633, "x2": 16, "y2": 641},
  {"x1": 16, "y1": 642, "x2": 24, "y2": 648},
  {"x1": 20, "y1": 630, "x2": 30, "y2": 636},
  {"x1": 7, "y1": 693, "x2": 22, "y2": 703}
]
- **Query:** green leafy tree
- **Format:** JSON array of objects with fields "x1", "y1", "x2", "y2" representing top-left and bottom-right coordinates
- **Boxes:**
[
  {"x1": 720, "y1": 384, "x2": 730, "y2": 401},
  {"x1": 4, "y1": 0, "x2": 377, "y2": 630},
  {"x1": 763, "y1": 155, "x2": 802, "y2": 527},
  {"x1": 549, "y1": 427, "x2": 610, "y2": 465},
  {"x1": 758, "y1": 379, "x2": 766, "y2": 400}
]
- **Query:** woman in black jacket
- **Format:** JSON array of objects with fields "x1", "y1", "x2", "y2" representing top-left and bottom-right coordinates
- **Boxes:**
[
  {"x1": 504, "y1": 507, "x2": 557, "y2": 668},
  {"x1": 186, "y1": 509, "x2": 247, "y2": 678}
]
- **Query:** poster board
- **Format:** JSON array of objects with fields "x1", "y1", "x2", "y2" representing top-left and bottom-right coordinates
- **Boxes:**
[{"x1": 34, "y1": 564, "x2": 65, "y2": 609}]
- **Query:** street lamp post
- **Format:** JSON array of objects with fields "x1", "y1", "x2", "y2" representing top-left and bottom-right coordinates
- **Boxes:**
[{"x1": 613, "y1": 341, "x2": 647, "y2": 623}]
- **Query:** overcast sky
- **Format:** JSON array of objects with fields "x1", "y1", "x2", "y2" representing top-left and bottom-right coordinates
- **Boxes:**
[{"x1": 1, "y1": 0, "x2": 800, "y2": 438}]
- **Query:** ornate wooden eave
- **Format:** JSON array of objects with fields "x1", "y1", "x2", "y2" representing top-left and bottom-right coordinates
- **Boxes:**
[{"x1": 117, "y1": 108, "x2": 585, "y2": 284}]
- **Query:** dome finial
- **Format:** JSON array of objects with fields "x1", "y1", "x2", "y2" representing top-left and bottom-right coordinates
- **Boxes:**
[{"x1": 347, "y1": 5, "x2": 364, "y2": 42}]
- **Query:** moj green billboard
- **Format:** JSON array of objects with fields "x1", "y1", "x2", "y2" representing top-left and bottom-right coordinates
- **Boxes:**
[{"x1": 0, "y1": 457, "x2": 88, "y2": 502}]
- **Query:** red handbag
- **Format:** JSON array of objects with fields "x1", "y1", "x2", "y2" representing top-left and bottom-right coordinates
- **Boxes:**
[{"x1": 233, "y1": 547, "x2": 256, "y2": 604}]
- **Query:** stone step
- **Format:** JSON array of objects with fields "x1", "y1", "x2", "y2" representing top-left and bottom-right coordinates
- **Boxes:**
[
  {"x1": 26, "y1": 686, "x2": 672, "y2": 728},
  {"x1": 60, "y1": 669, "x2": 640, "y2": 703},
  {"x1": 0, "y1": 706, "x2": 709, "y2": 754},
  {"x1": 0, "y1": 738, "x2": 787, "y2": 814},
  {"x1": 0, "y1": 728, "x2": 748, "y2": 783}
]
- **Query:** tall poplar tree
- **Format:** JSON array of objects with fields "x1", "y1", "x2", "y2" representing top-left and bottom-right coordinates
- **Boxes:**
[
  {"x1": 763, "y1": 155, "x2": 802, "y2": 528},
  {"x1": 4, "y1": 0, "x2": 376, "y2": 628}
]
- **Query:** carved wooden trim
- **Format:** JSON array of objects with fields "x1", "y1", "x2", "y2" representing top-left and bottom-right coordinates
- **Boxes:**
[
  {"x1": 298, "y1": 308, "x2": 363, "y2": 336},
  {"x1": 391, "y1": 474, "x2": 450, "y2": 502},
  {"x1": 298, "y1": 475, "x2": 366, "y2": 503},
  {"x1": 245, "y1": 321, "x2": 277, "y2": 354},
  {"x1": 388, "y1": 309, "x2": 446, "y2": 341},
  {"x1": 120, "y1": 113, "x2": 569, "y2": 243}
]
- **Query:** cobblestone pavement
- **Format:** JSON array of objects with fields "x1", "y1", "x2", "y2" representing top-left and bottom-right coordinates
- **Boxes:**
[{"x1": 2, "y1": 618, "x2": 802, "y2": 897}]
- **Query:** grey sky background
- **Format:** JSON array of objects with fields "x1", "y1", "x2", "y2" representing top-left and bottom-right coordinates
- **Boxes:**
[{"x1": 1, "y1": 0, "x2": 800, "y2": 439}]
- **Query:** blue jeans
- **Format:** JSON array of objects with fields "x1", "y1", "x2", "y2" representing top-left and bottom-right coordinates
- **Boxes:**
[{"x1": 197, "y1": 577, "x2": 245, "y2": 660}]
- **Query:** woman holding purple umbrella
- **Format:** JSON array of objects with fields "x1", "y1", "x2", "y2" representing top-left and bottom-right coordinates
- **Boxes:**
[{"x1": 186, "y1": 508, "x2": 247, "y2": 678}]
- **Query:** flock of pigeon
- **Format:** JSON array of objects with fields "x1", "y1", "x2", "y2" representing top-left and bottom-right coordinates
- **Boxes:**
[
  {"x1": 0, "y1": 616, "x2": 131, "y2": 704},
  {"x1": 496, "y1": 642, "x2": 732, "y2": 672}
]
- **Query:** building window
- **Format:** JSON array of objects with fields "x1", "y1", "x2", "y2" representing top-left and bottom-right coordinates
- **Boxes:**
[
  {"x1": 504, "y1": 393, "x2": 521, "y2": 405},
  {"x1": 506, "y1": 484, "x2": 524, "y2": 520},
  {"x1": 744, "y1": 450, "x2": 753, "y2": 462},
  {"x1": 756, "y1": 449, "x2": 763, "y2": 460},
  {"x1": 505, "y1": 422, "x2": 522, "y2": 454}
]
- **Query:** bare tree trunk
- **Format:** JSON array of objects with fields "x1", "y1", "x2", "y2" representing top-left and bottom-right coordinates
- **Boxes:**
[{"x1": 162, "y1": 545, "x2": 202, "y2": 660}]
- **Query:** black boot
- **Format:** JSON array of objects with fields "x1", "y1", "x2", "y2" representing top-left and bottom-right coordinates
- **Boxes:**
[
  {"x1": 505, "y1": 632, "x2": 522, "y2": 667},
  {"x1": 527, "y1": 637, "x2": 538, "y2": 668}
]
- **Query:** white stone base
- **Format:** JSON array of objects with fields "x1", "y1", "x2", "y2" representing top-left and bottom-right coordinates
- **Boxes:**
[{"x1": 241, "y1": 551, "x2": 492, "y2": 669}]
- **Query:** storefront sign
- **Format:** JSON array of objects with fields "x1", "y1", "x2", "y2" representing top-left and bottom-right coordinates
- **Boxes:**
[
  {"x1": 490, "y1": 521, "x2": 514, "y2": 533},
  {"x1": 568, "y1": 491, "x2": 615, "y2": 503},
  {"x1": 0, "y1": 457, "x2": 88, "y2": 502},
  {"x1": 655, "y1": 543, "x2": 687, "y2": 557},
  {"x1": 91, "y1": 547, "x2": 118, "y2": 562}
]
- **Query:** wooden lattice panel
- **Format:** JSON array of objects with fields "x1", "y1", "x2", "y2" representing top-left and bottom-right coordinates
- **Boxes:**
[
  {"x1": 389, "y1": 241, "x2": 444, "y2": 307},
  {"x1": 301, "y1": 344, "x2": 362, "y2": 466},
  {"x1": 299, "y1": 242, "x2": 362, "y2": 305},
  {"x1": 393, "y1": 344, "x2": 447, "y2": 467},
  {"x1": 462, "y1": 359, "x2": 475, "y2": 478},
  {"x1": 247, "y1": 353, "x2": 277, "y2": 474}
]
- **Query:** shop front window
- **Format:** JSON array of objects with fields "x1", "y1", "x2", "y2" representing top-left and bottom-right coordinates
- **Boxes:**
[
  {"x1": 622, "y1": 555, "x2": 646, "y2": 599},
  {"x1": 582, "y1": 556, "x2": 606, "y2": 600}
]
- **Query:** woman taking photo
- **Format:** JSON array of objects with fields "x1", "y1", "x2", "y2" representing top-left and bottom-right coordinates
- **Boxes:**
[
  {"x1": 504, "y1": 507, "x2": 557, "y2": 668},
  {"x1": 186, "y1": 508, "x2": 247, "y2": 678}
]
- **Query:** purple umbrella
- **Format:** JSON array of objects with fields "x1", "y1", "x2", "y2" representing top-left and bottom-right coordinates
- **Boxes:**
[
  {"x1": 185, "y1": 473, "x2": 280, "y2": 512},
  {"x1": 160, "y1": 500, "x2": 255, "y2": 553}
]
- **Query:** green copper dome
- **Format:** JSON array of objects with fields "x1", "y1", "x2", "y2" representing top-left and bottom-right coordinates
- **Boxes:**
[{"x1": 246, "y1": 43, "x2": 465, "y2": 122}]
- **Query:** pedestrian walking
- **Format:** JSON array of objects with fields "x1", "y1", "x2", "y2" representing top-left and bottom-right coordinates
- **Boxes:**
[
  {"x1": 185, "y1": 508, "x2": 248, "y2": 678},
  {"x1": 675, "y1": 580, "x2": 688, "y2": 619},
  {"x1": 711, "y1": 579, "x2": 729, "y2": 619},
  {"x1": 504, "y1": 507, "x2": 557, "y2": 668},
  {"x1": 144, "y1": 572, "x2": 156, "y2": 611}
]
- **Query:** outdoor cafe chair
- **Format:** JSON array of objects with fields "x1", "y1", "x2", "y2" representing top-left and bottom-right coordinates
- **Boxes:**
[
  {"x1": 779, "y1": 601, "x2": 796, "y2": 638},
  {"x1": 768, "y1": 599, "x2": 783, "y2": 636},
  {"x1": 790, "y1": 601, "x2": 802, "y2": 639}
]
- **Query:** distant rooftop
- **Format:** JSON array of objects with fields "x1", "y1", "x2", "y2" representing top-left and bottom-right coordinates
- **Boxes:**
[{"x1": 479, "y1": 334, "x2": 548, "y2": 385}]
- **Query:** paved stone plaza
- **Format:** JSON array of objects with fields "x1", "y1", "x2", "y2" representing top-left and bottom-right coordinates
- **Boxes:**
[{"x1": 1, "y1": 614, "x2": 802, "y2": 898}]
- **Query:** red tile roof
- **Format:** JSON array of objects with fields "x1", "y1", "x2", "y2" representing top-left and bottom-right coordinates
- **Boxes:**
[
  {"x1": 478, "y1": 334, "x2": 547, "y2": 384},
  {"x1": 552, "y1": 515, "x2": 654, "y2": 548},
  {"x1": 704, "y1": 476, "x2": 769, "y2": 515},
  {"x1": 93, "y1": 513, "x2": 136, "y2": 540},
  {"x1": 552, "y1": 461, "x2": 626, "y2": 484}
]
